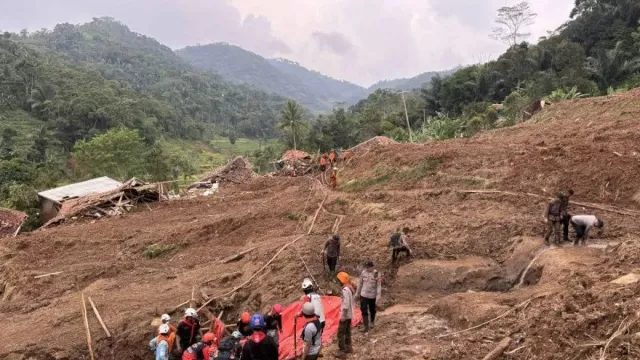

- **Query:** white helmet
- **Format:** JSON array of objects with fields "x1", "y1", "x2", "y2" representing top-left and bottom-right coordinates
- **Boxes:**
[
  {"x1": 161, "y1": 314, "x2": 171, "y2": 322},
  {"x1": 185, "y1": 308, "x2": 198, "y2": 318},
  {"x1": 301, "y1": 278, "x2": 314, "y2": 291},
  {"x1": 302, "y1": 302, "x2": 315, "y2": 316},
  {"x1": 159, "y1": 324, "x2": 170, "y2": 335},
  {"x1": 232, "y1": 330, "x2": 243, "y2": 339}
]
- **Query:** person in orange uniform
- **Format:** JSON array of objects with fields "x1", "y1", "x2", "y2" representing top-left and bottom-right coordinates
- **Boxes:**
[
  {"x1": 319, "y1": 154, "x2": 328, "y2": 172},
  {"x1": 328, "y1": 151, "x2": 336, "y2": 165},
  {"x1": 330, "y1": 168, "x2": 338, "y2": 189}
]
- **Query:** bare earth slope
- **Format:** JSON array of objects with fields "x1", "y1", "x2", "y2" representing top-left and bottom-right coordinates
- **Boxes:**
[{"x1": 3, "y1": 90, "x2": 640, "y2": 359}]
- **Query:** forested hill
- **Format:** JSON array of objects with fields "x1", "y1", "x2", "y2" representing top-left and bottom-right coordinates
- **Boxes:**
[
  {"x1": 368, "y1": 68, "x2": 459, "y2": 92},
  {"x1": 17, "y1": 17, "x2": 286, "y2": 139},
  {"x1": 177, "y1": 43, "x2": 367, "y2": 111}
]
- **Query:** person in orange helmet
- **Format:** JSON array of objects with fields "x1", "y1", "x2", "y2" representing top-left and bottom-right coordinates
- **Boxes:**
[
  {"x1": 319, "y1": 154, "x2": 328, "y2": 172},
  {"x1": 237, "y1": 312, "x2": 253, "y2": 337},
  {"x1": 328, "y1": 151, "x2": 336, "y2": 165}
]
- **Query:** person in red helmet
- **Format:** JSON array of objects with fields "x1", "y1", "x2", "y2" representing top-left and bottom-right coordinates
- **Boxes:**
[
  {"x1": 237, "y1": 312, "x2": 253, "y2": 337},
  {"x1": 182, "y1": 332, "x2": 215, "y2": 360},
  {"x1": 264, "y1": 304, "x2": 283, "y2": 346}
]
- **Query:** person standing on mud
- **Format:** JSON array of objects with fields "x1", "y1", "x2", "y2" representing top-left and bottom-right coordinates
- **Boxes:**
[
  {"x1": 264, "y1": 304, "x2": 283, "y2": 346},
  {"x1": 389, "y1": 228, "x2": 412, "y2": 263},
  {"x1": 237, "y1": 312, "x2": 253, "y2": 337},
  {"x1": 330, "y1": 167, "x2": 338, "y2": 189},
  {"x1": 561, "y1": 189, "x2": 574, "y2": 242},
  {"x1": 543, "y1": 193, "x2": 564, "y2": 246},
  {"x1": 335, "y1": 272, "x2": 354, "y2": 358},
  {"x1": 240, "y1": 314, "x2": 279, "y2": 360},
  {"x1": 355, "y1": 260, "x2": 381, "y2": 333},
  {"x1": 323, "y1": 234, "x2": 341, "y2": 278},
  {"x1": 149, "y1": 324, "x2": 174, "y2": 360},
  {"x1": 176, "y1": 308, "x2": 202, "y2": 354},
  {"x1": 300, "y1": 303, "x2": 323, "y2": 360}
]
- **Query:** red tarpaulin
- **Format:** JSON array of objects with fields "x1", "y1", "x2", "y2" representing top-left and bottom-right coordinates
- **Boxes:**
[{"x1": 278, "y1": 296, "x2": 362, "y2": 360}]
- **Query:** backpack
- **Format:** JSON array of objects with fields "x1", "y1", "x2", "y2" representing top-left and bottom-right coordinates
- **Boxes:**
[
  {"x1": 213, "y1": 337, "x2": 236, "y2": 360},
  {"x1": 301, "y1": 319, "x2": 322, "y2": 346},
  {"x1": 390, "y1": 233, "x2": 401, "y2": 247}
]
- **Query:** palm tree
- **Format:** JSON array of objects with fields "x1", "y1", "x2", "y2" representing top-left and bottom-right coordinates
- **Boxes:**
[
  {"x1": 585, "y1": 42, "x2": 640, "y2": 91},
  {"x1": 279, "y1": 100, "x2": 305, "y2": 150}
]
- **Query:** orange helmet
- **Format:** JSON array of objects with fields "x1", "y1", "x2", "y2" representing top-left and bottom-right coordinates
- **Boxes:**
[
  {"x1": 337, "y1": 272, "x2": 350, "y2": 285},
  {"x1": 203, "y1": 332, "x2": 215, "y2": 344},
  {"x1": 240, "y1": 312, "x2": 251, "y2": 324},
  {"x1": 272, "y1": 304, "x2": 283, "y2": 314}
]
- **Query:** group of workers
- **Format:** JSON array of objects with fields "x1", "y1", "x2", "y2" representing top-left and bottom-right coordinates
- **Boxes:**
[
  {"x1": 543, "y1": 189, "x2": 605, "y2": 246},
  {"x1": 319, "y1": 150, "x2": 353, "y2": 189},
  {"x1": 148, "y1": 258, "x2": 380, "y2": 360}
]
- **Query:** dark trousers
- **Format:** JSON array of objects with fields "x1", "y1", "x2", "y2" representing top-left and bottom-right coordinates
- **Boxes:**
[
  {"x1": 327, "y1": 256, "x2": 338, "y2": 272},
  {"x1": 305, "y1": 356, "x2": 318, "y2": 360},
  {"x1": 392, "y1": 246, "x2": 410, "y2": 262},
  {"x1": 562, "y1": 215, "x2": 571, "y2": 241},
  {"x1": 337, "y1": 319, "x2": 352, "y2": 350},
  {"x1": 544, "y1": 219, "x2": 561, "y2": 245},
  {"x1": 360, "y1": 296, "x2": 377, "y2": 324},
  {"x1": 571, "y1": 221, "x2": 587, "y2": 244}
]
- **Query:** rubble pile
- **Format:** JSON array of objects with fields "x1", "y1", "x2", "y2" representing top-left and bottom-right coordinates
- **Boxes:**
[
  {"x1": 0, "y1": 208, "x2": 27, "y2": 238},
  {"x1": 275, "y1": 150, "x2": 313, "y2": 176},
  {"x1": 189, "y1": 157, "x2": 256, "y2": 194},
  {"x1": 42, "y1": 178, "x2": 160, "y2": 228}
]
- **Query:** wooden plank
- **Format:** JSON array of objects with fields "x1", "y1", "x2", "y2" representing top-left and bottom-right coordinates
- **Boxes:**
[
  {"x1": 34, "y1": 271, "x2": 63, "y2": 279},
  {"x1": 87, "y1": 297, "x2": 112, "y2": 338},
  {"x1": 220, "y1": 247, "x2": 257, "y2": 264},
  {"x1": 481, "y1": 337, "x2": 511, "y2": 360}
]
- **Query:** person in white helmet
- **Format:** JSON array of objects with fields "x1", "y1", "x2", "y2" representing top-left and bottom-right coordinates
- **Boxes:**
[
  {"x1": 176, "y1": 308, "x2": 201, "y2": 354},
  {"x1": 301, "y1": 302, "x2": 322, "y2": 360},
  {"x1": 160, "y1": 313, "x2": 177, "y2": 335},
  {"x1": 301, "y1": 278, "x2": 325, "y2": 330},
  {"x1": 149, "y1": 324, "x2": 173, "y2": 360}
]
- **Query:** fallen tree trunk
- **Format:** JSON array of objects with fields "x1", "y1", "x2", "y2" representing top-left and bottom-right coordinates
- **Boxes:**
[
  {"x1": 482, "y1": 337, "x2": 511, "y2": 360},
  {"x1": 221, "y1": 247, "x2": 256, "y2": 264}
]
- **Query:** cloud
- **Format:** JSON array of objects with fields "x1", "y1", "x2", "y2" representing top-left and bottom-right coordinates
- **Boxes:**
[
  {"x1": 311, "y1": 31, "x2": 354, "y2": 55},
  {"x1": 1, "y1": 0, "x2": 577, "y2": 86}
]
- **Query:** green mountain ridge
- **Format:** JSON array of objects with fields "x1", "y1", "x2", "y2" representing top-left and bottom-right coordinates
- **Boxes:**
[{"x1": 368, "y1": 68, "x2": 460, "y2": 92}]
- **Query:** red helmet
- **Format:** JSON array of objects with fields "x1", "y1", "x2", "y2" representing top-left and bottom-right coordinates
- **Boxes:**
[
  {"x1": 203, "y1": 332, "x2": 215, "y2": 344},
  {"x1": 240, "y1": 312, "x2": 251, "y2": 323},
  {"x1": 273, "y1": 304, "x2": 283, "y2": 314}
]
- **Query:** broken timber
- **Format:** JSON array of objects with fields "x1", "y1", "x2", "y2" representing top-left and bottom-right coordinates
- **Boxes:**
[
  {"x1": 88, "y1": 297, "x2": 112, "y2": 338},
  {"x1": 481, "y1": 337, "x2": 512, "y2": 360},
  {"x1": 221, "y1": 247, "x2": 257, "y2": 264},
  {"x1": 81, "y1": 294, "x2": 96, "y2": 360}
]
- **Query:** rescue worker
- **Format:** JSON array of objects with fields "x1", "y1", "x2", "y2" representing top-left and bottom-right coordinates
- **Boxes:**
[
  {"x1": 543, "y1": 193, "x2": 564, "y2": 246},
  {"x1": 570, "y1": 215, "x2": 604, "y2": 245},
  {"x1": 328, "y1": 150, "x2": 336, "y2": 165},
  {"x1": 264, "y1": 304, "x2": 283, "y2": 346},
  {"x1": 161, "y1": 313, "x2": 177, "y2": 334},
  {"x1": 389, "y1": 228, "x2": 412, "y2": 263},
  {"x1": 335, "y1": 272, "x2": 354, "y2": 358},
  {"x1": 561, "y1": 189, "x2": 575, "y2": 242},
  {"x1": 240, "y1": 314, "x2": 279, "y2": 360},
  {"x1": 355, "y1": 260, "x2": 381, "y2": 333},
  {"x1": 149, "y1": 324, "x2": 174, "y2": 360},
  {"x1": 323, "y1": 234, "x2": 341, "y2": 277},
  {"x1": 237, "y1": 312, "x2": 253, "y2": 337},
  {"x1": 213, "y1": 331, "x2": 243, "y2": 360},
  {"x1": 301, "y1": 278, "x2": 325, "y2": 331},
  {"x1": 342, "y1": 151, "x2": 353, "y2": 163},
  {"x1": 319, "y1": 154, "x2": 328, "y2": 172},
  {"x1": 300, "y1": 303, "x2": 322, "y2": 360},
  {"x1": 182, "y1": 332, "x2": 215, "y2": 360},
  {"x1": 177, "y1": 308, "x2": 202, "y2": 354},
  {"x1": 330, "y1": 167, "x2": 338, "y2": 189}
]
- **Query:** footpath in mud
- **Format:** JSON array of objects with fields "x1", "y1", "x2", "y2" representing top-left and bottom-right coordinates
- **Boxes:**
[{"x1": 3, "y1": 91, "x2": 640, "y2": 359}]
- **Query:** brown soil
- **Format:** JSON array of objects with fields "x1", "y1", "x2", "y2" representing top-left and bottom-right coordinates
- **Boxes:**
[{"x1": 4, "y1": 90, "x2": 640, "y2": 359}]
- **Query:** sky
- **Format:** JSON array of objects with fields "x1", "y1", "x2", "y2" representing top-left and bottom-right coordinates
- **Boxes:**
[{"x1": 0, "y1": 0, "x2": 575, "y2": 87}]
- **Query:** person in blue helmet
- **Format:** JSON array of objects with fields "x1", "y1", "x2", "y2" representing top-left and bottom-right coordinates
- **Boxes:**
[{"x1": 240, "y1": 314, "x2": 279, "y2": 360}]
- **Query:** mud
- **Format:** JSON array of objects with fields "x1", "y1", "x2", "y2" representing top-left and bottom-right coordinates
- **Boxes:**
[{"x1": 4, "y1": 91, "x2": 640, "y2": 359}]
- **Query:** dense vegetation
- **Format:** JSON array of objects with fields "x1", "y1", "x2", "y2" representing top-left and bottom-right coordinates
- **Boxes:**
[
  {"x1": 0, "y1": 18, "x2": 287, "y2": 227},
  {"x1": 275, "y1": 0, "x2": 640, "y2": 156},
  {"x1": 177, "y1": 43, "x2": 367, "y2": 112}
]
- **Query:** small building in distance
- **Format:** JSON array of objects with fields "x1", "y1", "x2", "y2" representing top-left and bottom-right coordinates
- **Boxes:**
[{"x1": 38, "y1": 177, "x2": 123, "y2": 223}]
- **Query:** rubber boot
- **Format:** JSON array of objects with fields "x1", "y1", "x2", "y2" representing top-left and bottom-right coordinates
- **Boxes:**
[
  {"x1": 345, "y1": 346, "x2": 353, "y2": 354},
  {"x1": 361, "y1": 317, "x2": 369, "y2": 333},
  {"x1": 334, "y1": 350, "x2": 347, "y2": 359}
]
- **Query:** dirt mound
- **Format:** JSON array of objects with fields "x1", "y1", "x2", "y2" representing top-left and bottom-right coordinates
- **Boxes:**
[
  {"x1": 347, "y1": 135, "x2": 397, "y2": 154},
  {"x1": 0, "y1": 208, "x2": 26, "y2": 238},
  {"x1": 196, "y1": 156, "x2": 256, "y2": 185},
  {"x1": 4, "y1": 92, "x2": 640, "y2": 359}
]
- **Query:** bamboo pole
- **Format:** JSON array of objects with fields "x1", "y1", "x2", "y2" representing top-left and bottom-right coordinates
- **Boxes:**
[
  {"x1": 81, "y1": 294, "x2": 95, "y2": 360},
  {"x1": 87, "y1": 297, "x2": 112, "y2": 338}
]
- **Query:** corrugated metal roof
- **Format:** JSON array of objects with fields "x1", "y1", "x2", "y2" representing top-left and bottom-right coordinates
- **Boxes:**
[{"x1": 38, "y1": 177, "x2": 123, "y2": 202}]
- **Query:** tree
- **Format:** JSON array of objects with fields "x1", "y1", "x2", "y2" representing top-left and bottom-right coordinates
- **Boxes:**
[
  {"x1": 491, "y1": 1, "x2": 538, "y2": 46},
  {"x1": 278, "y1": 100, "x2": 305, "y2": 151},
  {"x1": 585, "y1": 42, "x2": 640, "y2": 91},
  {"x1": 72, "y1": 128, "x2": 146, "y2": 180},
  {"x1": 0, "y1": 128, "x2": 18, "y2": 160}
]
